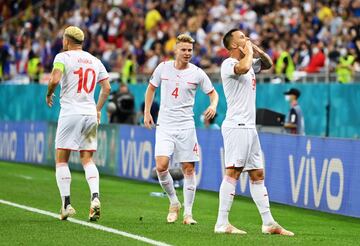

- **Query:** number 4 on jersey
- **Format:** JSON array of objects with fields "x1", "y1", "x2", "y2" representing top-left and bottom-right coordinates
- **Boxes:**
[
  {"x1": 171, "y1": 87, "x2": 179, "y2": 98},
  {"x1": 193, "y1": 143, "x2": 198, "y2": 154}
]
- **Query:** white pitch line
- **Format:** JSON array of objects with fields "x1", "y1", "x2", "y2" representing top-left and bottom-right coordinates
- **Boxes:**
[
  {"x1": 0, "y1": 199, "x2": 172, "y2": 246},
  {"x1": 15, "y1": 174, "x2": 33, "y2": 180}
]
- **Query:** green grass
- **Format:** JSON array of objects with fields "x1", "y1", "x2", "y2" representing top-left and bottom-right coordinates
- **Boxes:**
[{"x1": 0, "y1": 161, "x2": 359, "y2": 246}]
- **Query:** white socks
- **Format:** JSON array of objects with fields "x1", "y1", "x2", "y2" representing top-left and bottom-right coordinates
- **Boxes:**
[
  {"x1": 250, "y1": 180, "x2": 275, "y2": 226},
  {"x1": 216, "y1": 175, "x2": 236, "y2": 226},
  {"x1": 84, "y1": 162, "x2": 100, "y2": 198},
  {"x1": 183, "y1": 173, "x2": 196, "y2": 216},
  {"x1": 157, "y1": 170, "x2": 179, "y2": 205},
  {"x1": 56, "y1": 163, "x2": 71, "y2": 206}
]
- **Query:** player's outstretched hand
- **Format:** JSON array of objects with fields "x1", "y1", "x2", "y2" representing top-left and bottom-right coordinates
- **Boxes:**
[
  {"x1": 204, "y1": 106, "x2": 216, "y2": 120},
  {"x1": 46, "y1": 93, "x2": 55, "y2": 107},
  {"x1": 144, "y1": 112, "x2": 154, "y2": 129},
  {"x1": 97, "y1": 111, "x2": 101, "y2": 124}
]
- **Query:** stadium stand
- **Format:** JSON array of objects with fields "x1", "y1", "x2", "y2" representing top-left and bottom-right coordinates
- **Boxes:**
[{"x1": 1, "y1": 0, "x2": 360, "y2": 83}]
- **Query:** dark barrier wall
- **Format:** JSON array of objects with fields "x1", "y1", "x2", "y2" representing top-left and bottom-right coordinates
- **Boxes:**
[
  {"x1": 0, "y1": 84, "x2": 359, "y2": 138},
  {"x1": 1, "y1": 122, "x2": 359, "y2": 218}
]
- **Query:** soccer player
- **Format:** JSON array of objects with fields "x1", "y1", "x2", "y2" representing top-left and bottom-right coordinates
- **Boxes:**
[
  {"x1": 144, "y1": 34, "x2": 219, "y2": 224},
  {"x1": 46, "y1": 26, "x2": 111, "y2": 221},
  {"x1": 214, "y1": 29, "x2": 294, "y2": 236}
]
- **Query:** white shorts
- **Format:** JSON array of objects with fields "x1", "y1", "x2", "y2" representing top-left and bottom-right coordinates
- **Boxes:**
[
  {"x1": 222, "y1": 127, "x2": 263, "y2": 171},
  {"x1": 55, "y1": 115, "x2": 98, "y2": 152},
  {"x1": 155, "y1": 127, "x2": 199, "y2": 163}
]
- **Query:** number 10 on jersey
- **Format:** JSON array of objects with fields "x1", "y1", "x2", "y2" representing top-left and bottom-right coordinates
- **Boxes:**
[{"x1": 74, "y1": 67, "x2": 96, "y2": 93}]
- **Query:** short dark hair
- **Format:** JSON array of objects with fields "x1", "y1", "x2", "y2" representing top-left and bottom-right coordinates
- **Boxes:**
[{"x1": 223, "y1": 29, "x2": 239, "y2": 50}]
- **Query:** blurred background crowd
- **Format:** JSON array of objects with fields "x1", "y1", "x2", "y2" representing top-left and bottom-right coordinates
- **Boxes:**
[{"x1": 1, "y1": 0, "x2": 360, "y2": 84}]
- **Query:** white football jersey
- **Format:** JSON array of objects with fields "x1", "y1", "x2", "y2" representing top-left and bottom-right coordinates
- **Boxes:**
[
  {"x1": 53, "y1": 50, "x2": 109, "y2": 117},
  {"x1": 221, "y1": 57, "x2": 261, "y2": 128},
  {"x1": 150, "y1": 61, "x2": 214, "y2": 129}
]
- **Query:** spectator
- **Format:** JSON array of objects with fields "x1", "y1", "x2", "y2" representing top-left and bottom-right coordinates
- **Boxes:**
[
  {"x1": 283, "y1": 88, "x2": 305, "y2": 135},
  {"x1": 275, "y1": 41, "x2": 295, "y2": 82},
  {"x1": 305, "y1": 42, "x2": 326, "y2": 73},
  {"x1": 27, "y1": 49, "x2": 42, "y2": 83},
  {"x1": 107, "y1": 83, "x2": 136, "y2": 124},
  {"x1": 336, "y1": 47, "x2": 355, "y2": 83},
  {"x1": 0, "y1": 37, "x2": 11, "y2": 81},
  {"x1": 145, "y1": 2, "x2": 162, "y2": 31},
  {"x1": 121, "y1": 53, "x2": 137, "y2": 84},
  {"x1": 294, "y1": 42, "x2": 311, "y2": 71},
  {"x1": 1, "y1": 0, "x2": 360, "y2": 83}
]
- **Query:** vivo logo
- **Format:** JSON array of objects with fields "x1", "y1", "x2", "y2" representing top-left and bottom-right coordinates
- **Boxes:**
[
  {"x1": 0, "y1": 124, "x2": 17, "y2": 160},
  {"x1": 289, "y1": 140, "x2": 344, "y2": 211},
  {"x1": 24, "y1": 124, "x2": 44, "y2": 163},
  {"x1": 121, "y1": 128, "x2": 153, "y2": 179}
]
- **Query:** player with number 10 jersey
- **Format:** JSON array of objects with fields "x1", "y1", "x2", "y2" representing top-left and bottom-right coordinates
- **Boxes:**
[
  {"x1": 53, "y1": 50, "x2": 109, "y2": 118},
  {"x1": 46, "y1": 26, "x2": 111, "y2": 222}
]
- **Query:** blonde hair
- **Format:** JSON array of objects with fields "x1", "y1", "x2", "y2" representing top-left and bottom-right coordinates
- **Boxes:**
[
  {"x1": 176, "y1": 34, "x2": 195, "y2": 44},
  {"x1": 64, "y1": 26, "x2": 84, "y2": 43}
]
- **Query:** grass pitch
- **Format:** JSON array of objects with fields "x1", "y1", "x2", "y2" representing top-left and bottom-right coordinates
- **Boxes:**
[{"x1": 0, "y1": 161, "x2": 359, "y2": 246}]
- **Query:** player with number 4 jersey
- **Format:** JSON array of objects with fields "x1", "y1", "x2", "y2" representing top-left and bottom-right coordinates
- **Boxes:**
[
  {"x1": 46, "y1": 26, "x2": 111, "y2": 222},
  {"x1": 144, "y1": 34, "x2": 219, "y2": 225}
]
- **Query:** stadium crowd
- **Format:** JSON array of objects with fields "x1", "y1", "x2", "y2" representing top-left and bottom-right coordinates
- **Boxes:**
[{"x1": 1, "y1": 0, "x2": 360, "y2": 83}]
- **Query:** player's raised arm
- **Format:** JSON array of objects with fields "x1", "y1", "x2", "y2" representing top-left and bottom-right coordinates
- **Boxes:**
[
  {"x1": 144, "y1": 84, "x2": 156, "y2": 129},
  {"x1": 96, "y1": 78, "x2": 111, "y2": 124},
  {"x1": 234, "y1": 40, "x2": 253, "y2": 75},
  {"x1": 46, "y1": 66, "x2": 62, "y2": 107},
  {"x1": 252, "y1": 44, "x2": 273, "y2": 70},
  {"x1": 204, "y1": 89, "x2": 219, "y2": 120}
]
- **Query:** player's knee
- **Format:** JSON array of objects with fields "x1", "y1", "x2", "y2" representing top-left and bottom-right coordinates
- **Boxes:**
[
  {"x1": 182, "y1": 167, "x2": 194, "y2": 176},
  {"x1": 155, "y1": 156, "x2": 169, "y2": 171},
  {"x1": 155, "y1": 161, "x2": 168, "y2": 173},
  {"x1": 80, "y1": 156, "x2": 92, "y2": 165},
  {"x1": 225, "y1": 167, "x2": 242, "y2": 180},
  {"x1": 182, "y1": 162, "x2": 195, "y2": 176},
  {"x1": 249, "y1": 169, "x2": 264, "y2": 182},
  {"x1": 80, "y1": 151, "x2": 93, "y2": 165},
  {"x1": 156, "y1": 166, "x2": 168, "y2": 173}
]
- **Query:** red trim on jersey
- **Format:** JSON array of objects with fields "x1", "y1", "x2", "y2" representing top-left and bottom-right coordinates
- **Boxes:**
[
  {"x1": 149, "y1": 81, "x2": 158, "y2": 88},
  {"x1": 207, "y1": 88, "x2": 215, "y2": 95},
  {"x1": 79, "y1": 149, "x2": 97, "y2": 152},
  {"x1": 57, "y1": 148, "x2": 78, "y2": 152},
  {"x1": 98, "y1": 77, "x2": 109, "y2": 83},
  {"x1": 56, "y1": 148, "x2": 96, "y2": 153}
]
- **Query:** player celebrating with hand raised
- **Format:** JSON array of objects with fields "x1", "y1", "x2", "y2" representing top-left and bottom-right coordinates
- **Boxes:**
[
  {"x1": 144, "y1": 34, "x2": 218, "y2": 225},
  {"x1": 214, "y1": 29, "x2": 294, "y2": 236}
]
